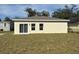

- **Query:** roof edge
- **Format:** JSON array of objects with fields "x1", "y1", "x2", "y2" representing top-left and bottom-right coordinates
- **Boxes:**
[{"x1": 13, "y1": 18, "x2": 69, "y2": 22}]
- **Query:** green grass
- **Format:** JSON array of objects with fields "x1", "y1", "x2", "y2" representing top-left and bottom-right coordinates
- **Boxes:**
[{"x1": 0, "y1": 32, "x2": 79, "y2": 54}]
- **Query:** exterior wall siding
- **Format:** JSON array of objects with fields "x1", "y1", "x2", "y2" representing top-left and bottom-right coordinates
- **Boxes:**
[
  {"x1": 30, "y1": 22, "x2": 68, "y2": 33},
  {"x1": 3, "y1": 22, "x2": 10, "y2": 31},
  {"x1": 14, "y1": 21, "x2": 68, "y2": 34},
  {"x1": 0, "y1": 22, "x2": 10, "y2": 31},
  {"x1": 0, "y1": 22, "x2": 3, "y2": 29}
]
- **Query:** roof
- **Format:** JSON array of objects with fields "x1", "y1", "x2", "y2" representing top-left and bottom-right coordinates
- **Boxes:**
[
  {"x1": 0, "y1": 21, "x2": 11, "y2": 23},
  {"x1": 69, "y1": 17, "x2": 79, "y2": 23},
  {"x1": 13, "y1": 16, "x2": 70, "y2": 22}
]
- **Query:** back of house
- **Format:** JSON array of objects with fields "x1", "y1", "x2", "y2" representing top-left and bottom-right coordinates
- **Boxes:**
[{"x1": 13, "y1": 16, "x2": 69, "y2": 34}]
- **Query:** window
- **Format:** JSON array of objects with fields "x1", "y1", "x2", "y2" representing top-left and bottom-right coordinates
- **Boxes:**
[
  {"x1": 31, "y1": 24, "x2": 35, "y2": 30},
  {"x1": 4, "y1": 23, "x2": 6, "y2": 27},
  {"x1": 39, "y1": 24, "x2": 43, "y2": 30},
  {"x1": 19, "y1": 24, "x2": 28, "y2": 33}
]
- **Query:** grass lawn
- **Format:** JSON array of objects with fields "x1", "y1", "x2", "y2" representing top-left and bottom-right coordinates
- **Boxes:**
[{"x1": 0, "y1": 32, "x2": 79, "y2": 54}]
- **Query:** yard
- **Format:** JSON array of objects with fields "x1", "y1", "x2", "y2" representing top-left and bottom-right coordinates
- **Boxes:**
[{"x1": 0, "y1": 32, "x2": 79, "y2": 54}]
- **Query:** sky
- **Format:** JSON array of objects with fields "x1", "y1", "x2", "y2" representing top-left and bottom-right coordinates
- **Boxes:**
[{"x1": 0, "y1": 4, "x2": 78, "y2": 19}]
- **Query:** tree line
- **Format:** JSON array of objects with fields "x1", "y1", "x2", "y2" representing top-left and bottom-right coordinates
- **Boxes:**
[{"x1": 25, "y1": 4, "x2": 79, "y2": 19}]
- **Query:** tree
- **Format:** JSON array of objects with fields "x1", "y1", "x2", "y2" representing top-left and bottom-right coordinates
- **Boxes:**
[
  {"x1": 25, "y1": 8, "x2": 50, "y2": 17},
  {"x1": 36, "y1": 12, "x2": 42, "y2": 16},
  {"x1": 4, "y1": 17, "x2": 12, "y2": 21},
  {"x1": 41, "y1": 10, "x2": 49, "y2": 16},
  {"x1": 25, "y1": 8, "x2": 37, "y2": 17},
  {"x1": 52, "y1": 4, "x2": 78, "y2": 19},
  {"x1": 75, "y1": 10, "x2": 79, "y2": 18},
  {"x1": 0, "y1": 18, "x2": 1, "y2": 21}
]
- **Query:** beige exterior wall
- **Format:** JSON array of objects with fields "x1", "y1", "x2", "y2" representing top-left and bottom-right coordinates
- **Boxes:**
[
  {"x1": 14, "y1": 21, "x2": 68, "y2": 34},
  {"x1": 30, "y1": 22, "x2": 68, "y2": 33}
]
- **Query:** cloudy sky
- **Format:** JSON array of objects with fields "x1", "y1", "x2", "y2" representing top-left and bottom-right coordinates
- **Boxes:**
[{"x1": 0, "y1": 4, "x2": 78, "y2": 19}]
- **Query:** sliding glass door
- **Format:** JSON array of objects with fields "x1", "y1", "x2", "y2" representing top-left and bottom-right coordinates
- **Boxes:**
[
  {"x1": 19, "y1": 24, "x2": 28, "y2": 33},
  {"x1": 24, "y1": 24, "x2": 28, "y2": 32}
]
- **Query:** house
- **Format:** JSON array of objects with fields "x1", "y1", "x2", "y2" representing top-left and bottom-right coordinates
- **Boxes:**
[
  {"x1": 68, "y1": 18, "x2": 79, "y2": 32},
  {"x1": 3, "y1": 21, "x2": 11, "y2": 31},
  {"x1": 0, "y1": 21, "x2": 14, "y2": 31},
  {"x1": 69, "y1": 22, "x2": 79, "y2": 32},
  {"x1": 0, "y1": 21, "x2": 3, "y2": 31},
  {"x1": 13, "y1": 16, "x2": 69, "y2": 34}
]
